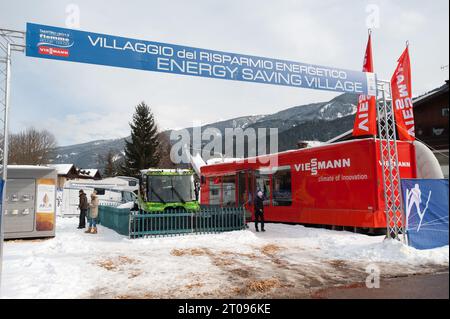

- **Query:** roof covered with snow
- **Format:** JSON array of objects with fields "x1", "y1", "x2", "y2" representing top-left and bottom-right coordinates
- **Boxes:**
[
  {"x1": 64, "y1": 177, "x2": 137, "y2": 190},
  {"x1": 6, "y1": 165, "x2": 55, "y2": 171},
  {"x1": 326, "y1": 129, "x2": 353, "y2": 143},
  {"x1": 413, "y1": 81, "x2": 449, "y2": 106},
  {"x1": 47, "y1": 164, "x2": 76, "y2": 175},
  {"x1": 78, "y1": 169, "x2": 102, "y2": 179}
]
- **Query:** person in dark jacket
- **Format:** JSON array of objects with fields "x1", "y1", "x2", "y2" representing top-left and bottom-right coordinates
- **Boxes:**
[
  {"x1": 78, "y1": 190, "x2": 89, "y2": 229},
  {"x1": 194, "y1": 181, "x2": 200, "y2": 201},
  {"x1": 254, "y1": 190, "x2": 265, "y2": 232}
]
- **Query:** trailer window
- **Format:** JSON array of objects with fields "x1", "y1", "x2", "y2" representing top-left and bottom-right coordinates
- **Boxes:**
[
  {"x1": 209, "y1": 177, "x2": 221, "y2": 205},
  {"x1": 272, "y1": 168, "x2": 292, "y2": 206},
  {"x1": 94, "y1": 188, "x2": 106, "y2": 196},
  {"x1": 128, "y1": 180, "x2": 137, "y2": 187},
  {"x1": 222, "y1": 175, "x2": 236, "y2": 207},
  {"x1": 122, "y1": 191, "x2": 136, "y2": 203}
]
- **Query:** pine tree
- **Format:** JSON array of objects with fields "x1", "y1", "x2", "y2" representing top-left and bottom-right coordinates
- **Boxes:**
[{"x1": 121, "y1": 102, "x2": 161, "y2": 176}]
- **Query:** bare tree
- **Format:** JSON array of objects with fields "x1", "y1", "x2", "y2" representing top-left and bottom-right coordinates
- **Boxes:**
[
  {"x1": 8, "y1": 128, "x2": 57, "y2": 165},
  {"x1": 98, "y1": 149, "x2": 121, "y2": 177},
  {"x1": 157, "y1": 132, "x2": 177, "y2": 169}
]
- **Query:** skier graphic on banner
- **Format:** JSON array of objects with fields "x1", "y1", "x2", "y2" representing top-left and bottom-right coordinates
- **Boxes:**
[{"x1": 405, "y1": 183, "x2": 431, "y2": 232}]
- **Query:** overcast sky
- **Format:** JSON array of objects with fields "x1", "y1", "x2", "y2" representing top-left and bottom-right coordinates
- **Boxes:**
[{"x1": 1, "y1": 0, "x2": 449, "y2": 146}]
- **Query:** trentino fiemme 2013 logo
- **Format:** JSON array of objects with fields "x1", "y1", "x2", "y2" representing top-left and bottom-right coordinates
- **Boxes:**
[{"x1": 37, "y1": 28, "x2": 74, "y2": 57}]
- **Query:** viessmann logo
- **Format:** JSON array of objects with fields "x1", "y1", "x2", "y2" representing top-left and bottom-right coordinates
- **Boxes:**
[
  {"x1": 294, "y1": 158, "x2": 351, "y2": 176},
  {"x1": 378, "y1": 160, "x2": 411, "y2": 168},
  {"x1": 37, "y1": 28, "x2": 74, "y2": 57}
]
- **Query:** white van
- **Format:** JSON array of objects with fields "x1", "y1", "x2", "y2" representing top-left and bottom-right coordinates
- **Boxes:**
[{"x1": 59, "y1": 177, "x2": 139, "y2": 217}]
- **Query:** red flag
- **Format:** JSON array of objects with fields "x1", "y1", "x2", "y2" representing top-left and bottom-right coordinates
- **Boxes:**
[
  {"x1": 391, "y1": 46, "x2": 415, "y2": 141},
  {"x1": 353, "y1": 33, "x2": 377, "y2": 137}
]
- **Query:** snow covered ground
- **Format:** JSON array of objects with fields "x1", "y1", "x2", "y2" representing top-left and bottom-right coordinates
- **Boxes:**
[{"x1": 1, "y1": 217, "x2": 448, "y2": 299}]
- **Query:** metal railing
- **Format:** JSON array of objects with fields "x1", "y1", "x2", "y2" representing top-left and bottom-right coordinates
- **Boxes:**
[
  {"x1": 98, "y1": 206, "x2": 131, "y2": 236},
  {"x1": 129, "y1": 207, "x2": 246, "y2": 239},
  {"x1": 98, "y1": 206, "x2": 247, "y2": 239}
]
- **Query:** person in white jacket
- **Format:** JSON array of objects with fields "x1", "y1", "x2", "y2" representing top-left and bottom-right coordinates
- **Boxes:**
[{"x1": 85, "y1": 190, "x2": 100, "y2": 234}]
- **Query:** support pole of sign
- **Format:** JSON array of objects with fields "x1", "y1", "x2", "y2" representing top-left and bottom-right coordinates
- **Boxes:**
[
  {"x1": 0, "y1": 28, "x2": 25, "y2": 289},
  {"x1": 382, "y1": 84, "x2": 398, "y2": 239},
  {"x1": 375, "y1": 79, "x2": 405, "y2": 243},
  {"x1": 0, "y1": 42, "x2": 11, "y2": 289}
]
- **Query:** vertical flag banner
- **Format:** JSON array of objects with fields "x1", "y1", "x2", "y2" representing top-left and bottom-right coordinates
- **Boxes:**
[
  {"x1": 353, "y1": 33, "x2": 377, "y2": 137},
  {"x1": 391, "y1": 46, "x2": 415, "y2": 141}
]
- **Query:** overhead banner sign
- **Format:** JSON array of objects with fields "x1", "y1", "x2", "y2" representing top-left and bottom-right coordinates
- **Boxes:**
[{"x1": 26, "y1": 23, "x2": 377, "y2": 96}]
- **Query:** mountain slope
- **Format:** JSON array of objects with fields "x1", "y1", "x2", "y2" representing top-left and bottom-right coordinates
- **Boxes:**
[
  {"x1": 50, "y1": 138, "x2": 127, "y2": 169},
  {"x1": 48, "y1": 93, "x2": 358, "y2": 169}
]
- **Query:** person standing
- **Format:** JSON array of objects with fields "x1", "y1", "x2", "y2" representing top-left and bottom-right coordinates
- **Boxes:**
[
  {"x1": 194, "y1": 181, "x2": 200, "y2": 201},
  {"x1": 78, "y1": 190, "x2": 88, "y2": 229},
  {"x1": 254, "y1": 190, "x2": 265, "y2": 232},
  {"x1": 85, "y1": 190, "x2": 99, "y2": 234}
]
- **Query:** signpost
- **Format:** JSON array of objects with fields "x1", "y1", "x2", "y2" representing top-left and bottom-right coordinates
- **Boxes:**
[{"x1": 0, "y1": 29, "x2": 25, "y2": 288}]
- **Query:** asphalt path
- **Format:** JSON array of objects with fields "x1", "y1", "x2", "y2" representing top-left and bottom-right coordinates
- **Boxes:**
[{"x1": 313, "y1": 273, "x2": 449, "y2": 299}]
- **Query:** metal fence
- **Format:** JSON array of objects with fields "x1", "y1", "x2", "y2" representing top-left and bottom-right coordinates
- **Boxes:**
[
  {"x1": 98, "y1": 206, "x2": 247, "y2": 239},
  {"x1": 98, "y1": 206, "x2": 131, "y2": 236},
  {"x1": 129, "y1": 207, "x2": 247, "y2": 239}
]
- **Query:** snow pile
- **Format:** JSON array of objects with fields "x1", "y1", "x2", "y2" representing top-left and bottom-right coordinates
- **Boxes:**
[{"x1": 1, "y1": 218, "x2": 448, "y2": 299}]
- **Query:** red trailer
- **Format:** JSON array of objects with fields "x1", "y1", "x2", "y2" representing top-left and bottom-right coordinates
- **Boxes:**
[{"x1": 199, "y1": 138, "x2": 417, "y2": 231}]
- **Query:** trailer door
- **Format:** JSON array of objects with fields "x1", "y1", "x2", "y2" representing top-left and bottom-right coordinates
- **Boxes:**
[{"x1": 237, "y1": 170, "x2": 255, "y2": 215}]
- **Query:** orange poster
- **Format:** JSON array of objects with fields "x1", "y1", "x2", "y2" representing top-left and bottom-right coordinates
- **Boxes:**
[{"x1": 36, "y1": 179, "x2": 56, "y2": 231}]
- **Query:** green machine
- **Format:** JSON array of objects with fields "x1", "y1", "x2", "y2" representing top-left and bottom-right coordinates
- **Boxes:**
[{"x1": 139, "y1": 169, "x2": 200, "y2": 212}]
